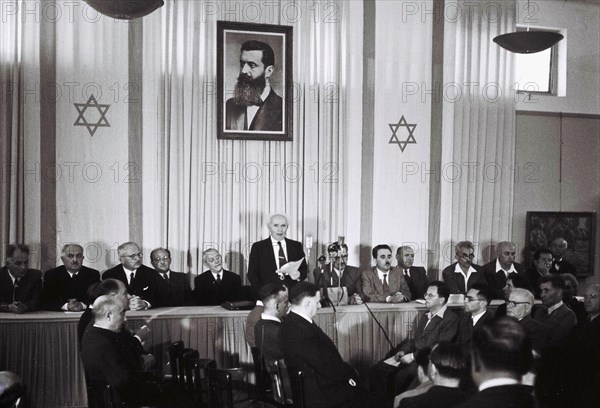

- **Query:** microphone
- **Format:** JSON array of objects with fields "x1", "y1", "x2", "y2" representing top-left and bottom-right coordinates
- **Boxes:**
[{"x1": 361, "y1": 297, "x2": 394, "y2": 351}]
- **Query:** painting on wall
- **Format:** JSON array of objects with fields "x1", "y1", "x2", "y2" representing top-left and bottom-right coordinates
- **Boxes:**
[
  {"x1": 525, "y1": 211, "x2": 596, "y2": 277},
  {"x1": 217, "y1": 21, "x2": 293, "y2": 141}
]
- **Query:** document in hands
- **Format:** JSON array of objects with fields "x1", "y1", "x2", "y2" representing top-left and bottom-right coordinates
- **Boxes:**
[
  {"x1": 278, "y1": 258, "x2": 304, "y2": 280},
  {"x1": 383, "y1": 356, "x2": 401, "y2": 367}
]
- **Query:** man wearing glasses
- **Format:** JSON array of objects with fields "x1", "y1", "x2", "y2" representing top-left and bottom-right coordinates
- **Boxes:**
[
  {"x1": 150, "y1": 247, "x2": 193, "y2": 307},
  {"x1": 458, "y1": 283, "x2": 494, "y2": 346},
  {"x1": 0, "y1": 244, "x2": 42, "y2": 313},
  {"x1": 103, "y1": 242, "x2": 162, "y2": 310},
  {"x1": 313, "y1": 242, "x2": 363, "y2": 304},
  {"x1": 506, "y1": 288, "x2": 549, "y2": 354},
  {"x1": 442, "y1": 241, "x2": 486, "y2": 294}
]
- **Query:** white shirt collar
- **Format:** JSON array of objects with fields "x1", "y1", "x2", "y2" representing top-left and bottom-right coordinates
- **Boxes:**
[
  {"x1": 271, "y1": 236, "x2": 286, "y2": 246},
  {"x1": 547, "y1": 300, "x2": 564, "y2": 314},
  {"x1": 260, "y1": 313, "x2": 281, "y2": 323},
  {"x1": 290, "y1": 309, "x2": 313, "y2": 324},
  {"x1": 376, "y1": 268, "x2": 391, "y2": 283},
  {"x1": 496, "y1": 259, "x2": 517, "y2": 276},
  {"x1": 159, "y1": 270, "x2": 171, "y2": 279},
  {"x1": 211, "y1": 270, "x2": 223, "y2": 280},
  {"x1": 255, "y1": 300, "x2": 264, "y2": 306},
  {"x1": 471, "y1": 309, "x2": 487, "y2": 325},
  {"x1": 428, "y1": 304, "x2": 448, "y2": 320},
  {"x1": 123, "y1": 266, "x2": 136, "y2": 276},
  {"x1": 454, "y1": 263, "x2": 477, "y2": 275},
  {"x1": 479, "y1": 378, "x2": 520, "y2": 391}
]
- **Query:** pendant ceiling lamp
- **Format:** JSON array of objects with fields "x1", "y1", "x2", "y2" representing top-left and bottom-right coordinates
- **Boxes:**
[
  {"x1": 83, "y1": 0, "x2": 164, "y2": 20},
  {"x1": 493, "y1": 0, "x2": 563, "y2": 54}
]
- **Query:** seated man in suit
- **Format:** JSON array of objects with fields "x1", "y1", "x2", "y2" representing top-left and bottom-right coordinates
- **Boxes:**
[
  {"x1": 560, "y1": 273, "x2": 587, "y2": 323},
  {"x1": 482, "y1": 241, "x2": 528, "y2": 299},
  {"x1": 399, "y1": 342, "x2": 467, "y2": 408},
  {"x1": 362, "y1": 244, "x2": 411, "y2": 303},
  {"x1": 41, "y1": 243, "x2": 100, "y2": 311},
  {"x1": 248, "y1": 214, "x2": 307, "y2": 298},
  {"x1": 281, "y1": 282, "x2": 380, "y2": 408},
  {"x1": 150, "y1": 247, "x2": 193, "y2": 307},
  {"x1": 453, "y1": 317, "x2": 535, "y2": 408},
  {"x1": 533, "y1": 274, "x2": 577, "y2": 347},
  {"x1": 458, "y1": 284, "x2": 494, "y2": 347},
  {"x1": 442, "y1": 241, "x2": 486, "y2": 295},
  {"x1": 495, "y1": 274, "x2": 531, "y2": 317},
  {"x1": 393, "y1": 348, "x2": 433, "y2": 408},
  {"x1": 506, "y1": 288, "x2": 550, "y2": 354},
  {"x1": 527, "y1": 247, "x2": 553, "y2": 298},
  {"x1": 396, "y1": 246, "x2": 429, "y2": 300},
  {"x1": 194, "y1": 248, "x2": 241, "y2": 306},
  {"x1": 102, "y1": 242, "x2": 161, "y2": 310},
  {"x1": 254, "y1": 283, "x2": 288, "y2": 361},
  {"x1": 0, "y1": 244, "x2": 42, "y2": 313},
  {"x1": 313, "y1": 242, "x2": 363, "y2": 305},
  {"x1": 549, "y1": 237, "x2": 576, "y2": 275}
]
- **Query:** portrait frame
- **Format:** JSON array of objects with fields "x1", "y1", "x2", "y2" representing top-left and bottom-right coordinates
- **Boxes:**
[
  {"x1": 217, "y1": 21, "x2": 293, "y2": 141},
  {"x1": 525, "y1": 211, "x2": 597, "y2": 277}
]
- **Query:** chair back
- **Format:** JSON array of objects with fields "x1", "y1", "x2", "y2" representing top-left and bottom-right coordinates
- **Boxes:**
[
  {"x1": 168, "y1": 341, "x2": 184, "y2": 383},
  {"x1": 206, "y1": 367, "x2": 234, "y2": 408},
  {"x1": 183, "y1": 351, "x2": 216, "y2": 406},
  {"x1": 264, "y1": 358, "x2": 305, "y2": 407},
  {"x1": 85, "y1": 381, "x2": 116, "y2": 408}
]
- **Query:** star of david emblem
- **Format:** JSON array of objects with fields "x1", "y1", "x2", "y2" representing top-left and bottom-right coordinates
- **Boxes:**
[
  {"x1": 73, "y1": 94, "x2": 110, "y2": 136},
  {"x1": 389, "y1": 116, "x2": 417, "y2": 152}
]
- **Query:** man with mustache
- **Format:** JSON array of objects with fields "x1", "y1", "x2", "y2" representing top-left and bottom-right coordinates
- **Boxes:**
[
  {"x1": 225, "y1": 40, "x2": 283, "y2": 132},
  {"x1": 362, "y1": 244, "x2": 411, "y2": 303}
]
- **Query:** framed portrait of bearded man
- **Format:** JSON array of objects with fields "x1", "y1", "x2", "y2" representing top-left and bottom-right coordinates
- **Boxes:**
[{"x1": 217, "y1": 21, "x2": 293, "y2": 141}]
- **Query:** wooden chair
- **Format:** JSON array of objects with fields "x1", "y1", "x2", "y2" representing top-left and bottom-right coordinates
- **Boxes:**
[
  {"x1": 167, "y1": 341, "x2": 192, "y2": 386},
  {"x1": 182, "y1": 350, "x2": 216, "y2": 406},
  {"x1": 264, "y1": 358, "x2": 305, "y2": 408},
  {"x1": 85, "y1": 381, "x2": 117, "y2": 408},
  {"x1": 206, "y1": 367, "x2": 246, "y2": 408}
]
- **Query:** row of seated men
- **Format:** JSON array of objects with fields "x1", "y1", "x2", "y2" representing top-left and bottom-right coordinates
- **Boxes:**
[{"x1": 245, "y1": 280, "x2": 599, "y2": 408}]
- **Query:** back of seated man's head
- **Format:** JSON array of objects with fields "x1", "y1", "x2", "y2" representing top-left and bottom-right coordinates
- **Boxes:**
[
  {"x1": 0, "y1": 371, "x2": 24, "y2": 408},
  {"x1": 429, "y1": 341, "x2": 466, "y2": 383},
  {"x1": 289, "y1": 282, "x2": 319, "y2": 305},
  {"x1": 259, "y1": 283, "x2": 288, "y2": 318},
  {"x1": 471, "y1": 317, "x2": 532, "y2": 385},
  {"x1": 91, "y1": 295, "x2": 128, "y2": 332},
  {"x1": 415, "y1": 347, "x2": 432, "y2": 384}
]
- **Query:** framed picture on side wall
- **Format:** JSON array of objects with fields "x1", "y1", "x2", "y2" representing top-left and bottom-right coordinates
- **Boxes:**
[
  {"x1": 525, "y1": 211, "x2": 596, "y2": 277},
  {"x1": 217, "y1": 21, "x2": 293, "y2": 141}
]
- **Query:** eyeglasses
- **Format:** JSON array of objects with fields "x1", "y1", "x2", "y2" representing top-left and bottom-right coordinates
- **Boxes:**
[
  {"x1": 424, "y1": 293, "x2": 438, "y2": 298},
  {"x1": 507, "y1": 300, "x2": 531, "y2": 307},
  {"x1": 460, "y1": 253, "x2": 475, "y2": 259},
  {"x1": 584, "y1": 293, "x2": 598, "y2": 300},
  {"x1": 153, "y1": 256, "x2": 170, "y2": 262},
  {"x1": 123, "y1": 252, "x2": 143, "y2": 259},
  {"x1": 465, "y1": 296, "x2": 483, "y2": 302}
]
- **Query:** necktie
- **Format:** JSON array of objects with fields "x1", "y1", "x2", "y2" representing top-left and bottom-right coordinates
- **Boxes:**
[
  {"x1": 162, "y1": 273, "x2": 168, "y2": 280},
  {"x1": 12, "y1": 278, "x2": 20, "y2": 302},
  {"x1": 129, "y1": 273, "x2": 135, "y2": 287},
  {"x1": 404, "y1": 269, "x2": 411, "y2": 282},
  {"x1": 383, "y1": 274, "x2": 390, "y2": 292},
  {"x1": 216, "y1": 274, "x2": 222, "y2": 284},
  {"x1": 331, "y1": 269, "x2": 340, "y2": 287},
  {"x1": 278, "y1": 242, "x2": 287, "y2": 268}
]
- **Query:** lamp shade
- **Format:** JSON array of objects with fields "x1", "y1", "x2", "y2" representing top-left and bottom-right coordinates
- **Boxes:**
[
  {"x1": 493, "y1": 31, "x2": 563, "y2": 54},
  {"x1": 84, "y1": 0, "x2": 164, "y2": 20}
]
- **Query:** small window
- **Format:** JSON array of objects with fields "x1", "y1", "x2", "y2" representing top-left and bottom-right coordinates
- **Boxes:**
[{"x1": 515, "y1": 28, "x2": 561, "y2": 95}]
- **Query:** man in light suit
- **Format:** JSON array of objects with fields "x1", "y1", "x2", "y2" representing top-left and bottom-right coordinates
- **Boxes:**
[
  {"x1": 41, "y1": 243, "x2": 100, "y2": 311},
  {"x1": 482, "y1": 241, "x2": 528, "y2": 299},
  {"x1": 0, "y1": 244, "x2": 42, "y2": 313},
  {"x1": 150, "y1": 247, "x2": 193, "y2": 307},
  {"x1": 442, "y1": 241, "x2": 486, "y2": 294},
  {"x1": 362, "y1": 244, "x2": 411, "y2": 303},
  {"x1": 396, "y1": 246, "x2": 429, "y2": 300},
  {"x1": 248, "y1": 214, "x2": 307, "y2": 298},
  {"x1": 194, "y1": 248, "x2": 241, "y2": 306},
  {"x1": 102, "y1": 242, "x2": 161, "y2": 310},
  {"x1": 313, "y1": 242, "x2": 364, "y2": 304}
]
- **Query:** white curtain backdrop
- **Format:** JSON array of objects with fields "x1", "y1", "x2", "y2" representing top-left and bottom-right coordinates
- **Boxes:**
[
  {"x1": 438, "y1": 0, "x2": 517, "y2": 267},
  {"x1": 141, "y1": 0, "x2": 363, "y2": 281}
]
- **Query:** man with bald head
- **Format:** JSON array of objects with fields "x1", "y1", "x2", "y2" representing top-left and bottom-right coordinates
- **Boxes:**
[
  {"x1": 396, "y1": 245, "x2": 429, "y2": 300},
  {"x1": 102, "y1": 242, "x2": 162, "y2": 310},
  {"x1": 549, "y1": 237, "x2": 576, "y2": 275},
  {"x1": 150, "y1": 247, "x2": 193, "y2": 307},
  {"x1": 41, "y1": 243, "x2": 100, "y2": 311},
  {"x1": 482, "y1": 241, "x2": 528, "y2": 299},
  {"x1": 506, "y1": 288, "x2": 550, "y2": 353},
  {"x1": 248, "y1": 214, "x2": 307, "y2": 298}
]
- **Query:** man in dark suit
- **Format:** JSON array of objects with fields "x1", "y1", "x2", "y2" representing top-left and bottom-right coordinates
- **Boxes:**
[
  {"x1": 549, "y1": 237, "x2": 576, "y2": 275},
  {"x1": 458, "y1": 284, "x2": 494, "y2": 347},
  {"x1": 362, "y1": 244, "x2": 411, "y2": 303},
  {"x1": 482, "y1": 241, "x2": 528, "y2": 299},
  {"x1": 248, "y1": 214, "x2": 307, "y2": 298},
  {"x1": 442, "y1": 241, "x2": 486, "y2": 294},
  {"x1": 0, "y1": 244, "x2": 42, "y2": 313},
  {"x1": 453, "y1": 318, "x2": 535, "y2": 408},
  {"x1": 526, "y1": 247, "x2": 553, "y2": 298},
  {"x1": 506, "y1": 288, "x2": 550, "y2": 354},
  {"x1": 281, "y1": 282, "x2": 380, "y2": 408},
  {"x1": 150, "y1": 247, "x2": 193, "y2": 307},
  {"x1": 396, "y1": 246, "x2": 429, "y2": 300},
  {"x1": 41, "y1": 243, "x2": 100, "y2": 311},
  {"x1": 313, "y1": 242, "x2": 364, "y2": 304},
  {"x1": 225, "y1": 40, "x2": 283, "y2": 132},
  {"x1": 560, "y1": 273, "x2": 587, "y2": 322},
  {"x1": 194, "y1": 248, "x2": 241, "y2": 306},
  {"x1": 254, "y1": 283, "x2": 288, "y2": 361},
  {"x1": 102, "y1": 242, "x2": 161, "y2": 310},
  {"x1": 533, "y1": 274, "x2": 577, "y2": 347}
]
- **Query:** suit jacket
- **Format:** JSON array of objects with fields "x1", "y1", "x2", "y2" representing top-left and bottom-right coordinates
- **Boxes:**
[
  {"x1": 398, "y1": 307, "x2": 459, "y2": 354},
  {"x1": 564, "y1": 296, "x2": 587, "y2": 323},
  {"x1": 533, "y1": 303, "x2": 577, "y2": 347},
  {"x1": 313, "y1": 264, "x2": 363, "y2": 298},
  {"x1": 550, "y1": 259, "x2": 576, "y2": 275},
  {"x1": 281, "y1": 311, "x2": 363, "y2": 408},
  {"x1": 248, "y1": 237, "x2": 307, "y2": 297},
  {"x1": 102, "y1": 264, "x2": 162, "y2": 308},
  {"x1": 41, "y1": 265, "x2": 100, "y2": 310},
  {"x1": 254, "y1": 318, "x2": 283, "y2": 360},
  {"x1": 194, "y1": 269, "x2": 241, "y2": 306},
  {"x1": 155, "y1": 270, "x2": 193, "y2": 307},
  {"x1": 482, "y1": 260, "x2": 528, "y2": 299},
  {"x1": 0, "y1": 267, "x2": 42, "y2": 311},
  {"x1": 441, "y1": 263, "x2": 486, "y2": 294},
  {"x1": 519, "y1": 315, "x2": 551, "y2": 353},
  {"x1": 457, "y1": 309, "x2": 495, "y2": 346},
  {"x1": 400, "y1": 266, "x2": 429, "y2": 300},
  {"x1": 225, "y1": 89, "x2": 283, "y2": 131},
  {"x1": 453, "y1": 384, "x2": 535, "y2": 408},
  {"x1": 245, "y1": 304, "x2": 265, "y2": 347},
  {"x1": 399, "y1": 385, "x2": 466, "y2": 408},
  {"x1": 362, "y1": 267, "x2": 412, "y2": 303},
  {"x1": 526, "y1": 266, "x2": 545, "y2": 298}
]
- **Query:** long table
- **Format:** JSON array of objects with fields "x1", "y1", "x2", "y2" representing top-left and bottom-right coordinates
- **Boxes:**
[{"x1": 1, "y1": 302, "x2": 500, "y2": 408}]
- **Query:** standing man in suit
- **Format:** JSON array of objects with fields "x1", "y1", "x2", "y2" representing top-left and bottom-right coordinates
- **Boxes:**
[
  {"x1": 442, "y1": 241, "x2": 486, "y2": 294},
  {"x1": 281, "y1": 282, "x2": 380, "y2": 408},
  {"x1": 150, "y1": 247, "x2": 193, "y2": 307},
  {"x1": 313, "y1": 242, "x2": 364, "y2": 304},
  {"x1": 396, "y1": 246, "x2": 429, "y2": 300},
  {"x1": 102, "y1": 242, "x2": 161, "y2": 310},
  {"x1": 533, "y1": 274, "x2": 577, "y2": 347},
  {"x1": 0, "y1": 244, "x2": 42, "y2": 313},
  {"x1": 458, "y1": 284, "x2": 494, "y2": 347},
  {"x1": 526, "y1": 247, "x2": 553, "y2": 298},
  {"x1": 362, "y1": 244, "x2": 411, "y2": 303},
  {"x1": 194, "y1": 248, "x2": 241, "y2": 306},
  {"x1": 225, "y1": 40, "x2": 283, "y2": 132},
  {"x1": 453, "y1": 318, "x2": 535, "y2": 408},
  {"x1": 248, "y1": 214, "x2": 307, "y2": 298},
  {"x1": 41, "y1": 243, "x2": 100, "y2": 311},
  {"x1": 482, "y1": 241, "x2": 528, "y2": 299},
  {"x1": 549, "y1": 237, "x2": 576, "y2": 275}
]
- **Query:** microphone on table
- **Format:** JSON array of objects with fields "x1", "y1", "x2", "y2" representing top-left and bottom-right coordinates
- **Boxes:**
[{"x1": 361, "y1": 296, "x2": 394, "y2": 351}]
